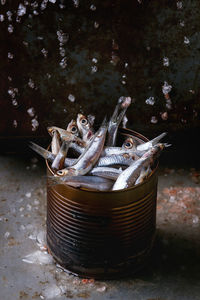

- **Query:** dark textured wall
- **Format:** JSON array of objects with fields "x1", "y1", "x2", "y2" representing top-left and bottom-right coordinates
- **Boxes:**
[{"x1": 0, "y1": 0, "x2": 200, "y2": 163}]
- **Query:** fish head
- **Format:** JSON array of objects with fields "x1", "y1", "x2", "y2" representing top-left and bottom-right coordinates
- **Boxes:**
[
  {"x1": 56, "y1": 168, "x2": 75, "y2": 177},
  {"x1": 66, "y1": 119, "x2": 79, "y2": 136},
  {"x1": 122, "y1": 137, "x2": 136, "y2": 150},
  {"x1": 77, "y1": 113, "x2": 93, "y2": 141}
]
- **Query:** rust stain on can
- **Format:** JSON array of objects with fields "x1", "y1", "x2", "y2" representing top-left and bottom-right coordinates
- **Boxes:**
[{"x1": 46, "y1": 128, "x2": 158, "y2": 279}]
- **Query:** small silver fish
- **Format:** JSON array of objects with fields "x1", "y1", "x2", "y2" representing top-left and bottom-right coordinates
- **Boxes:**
[
  {"x1": 106, "y1": 97, "x2": 131, "y2": 147},
  {"x1": 112, "y1": 144, "x2": 166, "y2": 190},
  {"x1": 29, "y1": 142, "x2": 76, "y2": 167},
  {"x1": 102, "y1": 146, "x2": 141, "y2": 158},
  {"x1": 51, "y1": 130, "x2": 60, "y2": 155},
  {"x1": 76, "y1": 113, "x2": 94, "y2": 144},
  {"x1": 136, "y1": 132, "x2": 167, "y2": 152},
  {"x1": 51, "y1": 141, "x2": 70, "y2": 171},
  {"x1": 56, "y1": 120, "x2": 107, "y2": 176},
  {"x1": 89, "y1": 166, "x2": 122, "y2": 181},
  {"x1": 48, "y1": 175, "x2": 113, "y2": 191}
]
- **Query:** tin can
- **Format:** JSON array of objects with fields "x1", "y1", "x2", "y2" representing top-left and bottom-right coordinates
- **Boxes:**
[{"x1": 46, "y1": 128, "x2": 158, "y2": 279}]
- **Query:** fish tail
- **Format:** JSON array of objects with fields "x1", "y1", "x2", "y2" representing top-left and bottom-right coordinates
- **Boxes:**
[
  {"x1": 152, "y1": 132, "x2": 167, "y2": 145},
  {"x1": 29, "y1": 142, "x2": 54, "y2": 161}
]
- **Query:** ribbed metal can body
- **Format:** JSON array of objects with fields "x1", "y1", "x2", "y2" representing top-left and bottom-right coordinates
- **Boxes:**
[{"x1": 46, "y1": 129, "x2": 158, "y2": 279}]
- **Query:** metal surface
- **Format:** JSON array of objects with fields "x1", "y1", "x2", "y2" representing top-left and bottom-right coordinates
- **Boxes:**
[{"x1": 46, "y1": 128, "x2": 158, "y2": 279}]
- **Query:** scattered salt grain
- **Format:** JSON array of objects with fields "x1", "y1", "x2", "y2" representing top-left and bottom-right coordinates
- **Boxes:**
[
  {"x1": 42, "y1": 284, "x2": 62, "y2": 299},
  {"x1": 94, "y1": 21, "x2": 99, "y2": 28},
  {"x1": 184, "y1": 36, "x2": 190, "y2": 45},
  {"x1": 22, "y1": 250, "x2": 53, "y2": 265},
  {"x1": 180, "y1": 20, "x2": 185, "y2": 27},
  {"x1": 4, "y1": 232, "x2": 10, "y2": 238},
  {"x1": 68, "y1": 94, "x2": 75, "y2": 102},
  {"x1": 0, "y1": 15, "x2": 4, "y2": 22},
  {"x1": 97, "y1": 286, "x2": 107, "y2": 292},
  {"x1": 163, "y1": 57, "x2": 169, "y2": 67},
  {"x1": 92, "y1": 57, "x2": 98, "y2": 63},
  {"x1": 49, "y1": 0, "x2": 56, "y2": 3},
  {"x1": 31, "y1": 118, "x2": 39, "y2": 131},
  {"x1": 17, "y1": 3, "x2": 26, "y2": 16},
  {"x1": 27, "y1": 107, "x2": 35, "y2": 117},
  {"x1": 41, "y1": 48, "x2": 48, "y2": 57},
  {"x1": 13, "y1": 120, "x2": 18, "y2": 128},
  {"x1": 177, "y1": 1, "x2": 183, "y2": 9},
  {"x1": 25, "y1": 192, "x2": 32, "y2": 198},
  {"x1": 26, "y1": 204, "x2": 32, "y2": 211},
  {"x1": 90, "y1": 4, "x2": 96, "y2": 11},
  {"x1": 145, "y1": 96, "x2": 155, "y2": 106},
  {"x1": 8, "y1": 25, "x2": 14, "y2": 33},
  {"x1": 162, "y1": 81, "x2": 172, "y2": 95},
  {"x1": 91, "y1": 66, "x2": 98, "y2": 73},
  {"x1": 150, "y1": 116, "x2": 158, "y2": 124}
]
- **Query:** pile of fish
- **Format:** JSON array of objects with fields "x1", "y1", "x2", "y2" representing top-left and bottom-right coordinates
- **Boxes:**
[{"x1": 30, "y1": 97, "x2": 170, "y2": 191}]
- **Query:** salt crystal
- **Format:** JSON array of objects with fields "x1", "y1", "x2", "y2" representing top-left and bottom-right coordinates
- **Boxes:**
[
  {"x1": 68, "y1": 94, "x2": 75, "y2": 102},
  {"x1": 41, "y1": 0, "x2": 48, "y2": 10},
  {"x1": 41, "y1": 48, "x2": 48, "y2": 57},
  {"x1": 177, "y1": 1, "x2": 183, "y2": 9},
  {"x1": 8, "y1": 25, "x2": 14, "y2": 33},
  {"x1": 124, "y1": 62, "x2": 128, "y2": 68},
  {"x1": 17, "y1": 3, "x2": 26, "y2": 16},
  {"x1": 162, "y1": 81, "x2": 172, "y2": 95},
  {"x1": 26, "y1": 204, "x2": 32, "y2": 211},
  {"x1": 145, "y1": 96, "x2": 155, "y2": 106},
  {"x1": 92, "y1": 58, "x2": 98, "y2": 63},
  {"x1": 192, "y1": 215, "x2": 199, "y2": 225},
  {"x1": 56, "y1": 30, "x2": 69, "y2": 44},
  {"x1": 31, "y1": 1, "x2": 38, "y2": 8},
  {"x1": 19, "y1": 207, "x2": 24, "y2": 212},
  {"x1": 121, "y1": 80, "x2": 126, "y2": 85},
  {"x1": 150, "y1": 116, "x2": 158, "y2": 124},
  {"x1": 59, "y1": 47, "x2": 65, "y2": 57},
  {"x1": 90, "y1": 4, "x2": 96, "y2": 11},
  {"x1": 180, "y1": 20, "x2": 185, "y2": 27},
  {"x1": 0, "y1": 14, "x2": 4, "y2": 22},
  {"x1": 20, "y1": 225, "x2": 25, "y2": 230},
  {"x1": 97, "y1": 286, "x2": 107, "y2": 292},
  {"x1": 163, "y1": 57, "x2": 169, "y2": 67},
  {"x1": 166, "y1": 99, "x2": 172, "y2": 110},
  {"x1": 73, "y1": 0, "x2": 79, "y2": 8},
  {"x1": 25, "y1": 192, "x2": 31, "y2": 198},
  {"x1": 6, "y1": 10, "x2": 12, "y2": 21},
  {"x1": 49, "y1": 0, "x2": 56, "y2": 3},
  {"x1": 31, "y1": 118, "x2": 39, "y2": 131},
  {"x1": 8, "y1": 52, "x2": 14, "y2": 59},
  {"x1": 42, "y1": 284, "x2": 62, "y2": 299},
  {"x1": 28, "y1": 78, "x2": 35, "y2": 89},
  {"x1": 91, "y1": 66, "x2": 98, "y2": 73},
  {"x1": 184, "y1": 36, "x2": 190, "y2": 44},
  {"x1": 13, "y1": 120, "x2": 18, "y2": 128},
  {"x1": 94, "y1": 21, "x2": 99, "y2": 28},
  {"x1": 169, "y1": 196, "x2": 176, "y2": 203},
  {"x1": 4, "y1": 232, "x2": 10, "y2": 238},
  {"x1": 22, "y1": 250, "x2": 53, "y2": 265},
  {"x1": 60, "y1": 57, "x2": 67, "y2": 68},
  {"x1": 27, "y1": 107, "x2": 35, "y2": 117},
  {"x1": 12, "y1": 100, "x2": 18, "y2": 106}
]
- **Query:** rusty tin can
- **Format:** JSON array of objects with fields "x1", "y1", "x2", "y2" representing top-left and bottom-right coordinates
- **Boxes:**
[{"x1": 46, "y1": 128, "x2": 158, "y2": 279}]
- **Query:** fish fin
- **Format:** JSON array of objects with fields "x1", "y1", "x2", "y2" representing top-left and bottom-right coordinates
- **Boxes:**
[{"x1": 163, "y1": 143, "x2": 172, "y2": 148}]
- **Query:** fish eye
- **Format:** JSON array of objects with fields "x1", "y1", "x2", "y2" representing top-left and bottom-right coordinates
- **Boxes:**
[
  {"x1": 71, "y1": 126, "x2": 77, "y2": 133},
  {"x1": 57, "y1": 170, "x2": 64, "y2": 176},
  {"x1": 124, "y1": 142, "x2": 133, "y2": 149},
  {"x1": 81, "y1": 118, "x2": 88, "y2": 125}
]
